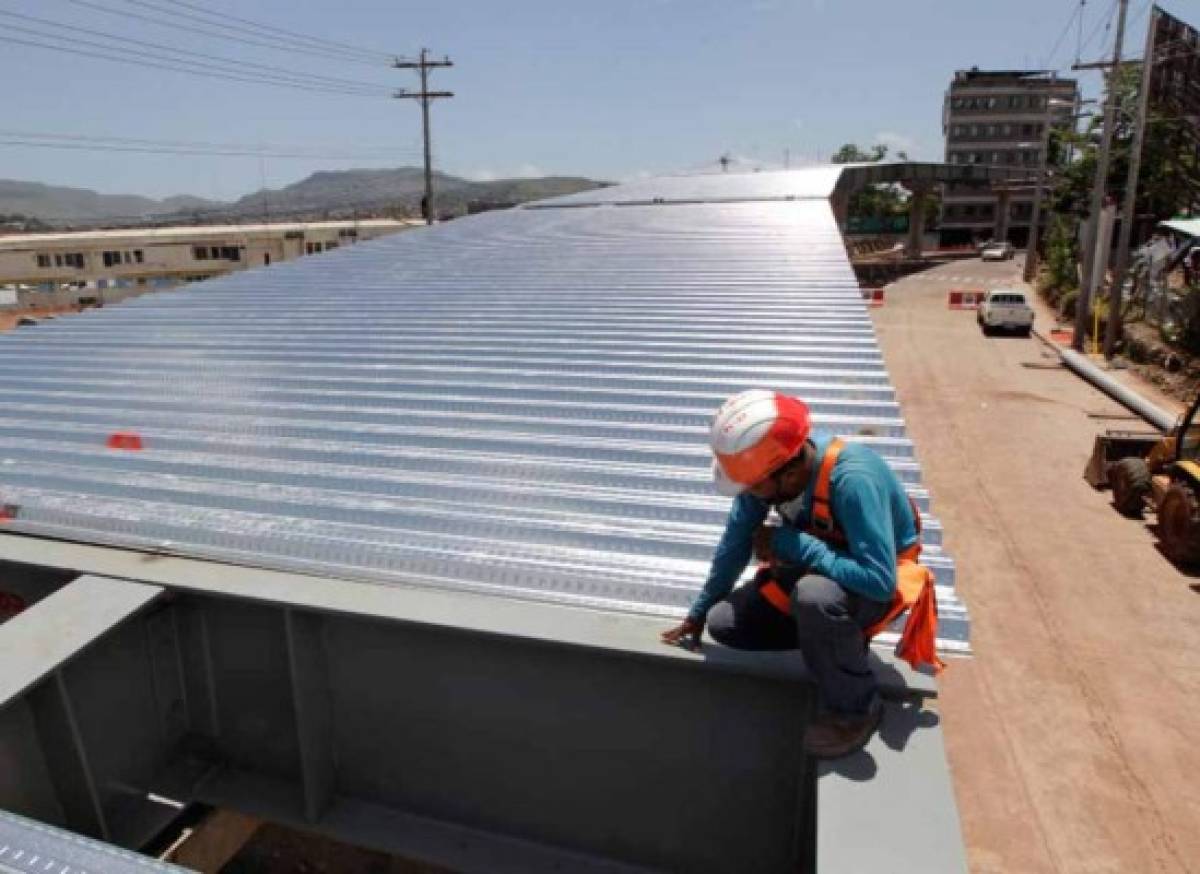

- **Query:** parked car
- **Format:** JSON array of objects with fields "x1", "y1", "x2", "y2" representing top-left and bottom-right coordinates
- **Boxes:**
[
  {"x1": 977, "y1": 289, "x2": 1034, "y2": 336},
  {"x1": 980, "y1": 241, "x2": 1015, "y2": 261}
]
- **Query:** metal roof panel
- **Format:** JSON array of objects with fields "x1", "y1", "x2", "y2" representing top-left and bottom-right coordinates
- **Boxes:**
[{"x1": 0, "y1": 180, "x2": 968, "y2": 648}]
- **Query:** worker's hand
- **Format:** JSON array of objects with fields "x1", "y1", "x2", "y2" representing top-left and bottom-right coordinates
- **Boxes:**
[
  {"x1": 753, "y1": 524, "x2": 777, "y2": 563},
  {"x1": 661, "y1": 618, "x2": 704, "y2": 651}
]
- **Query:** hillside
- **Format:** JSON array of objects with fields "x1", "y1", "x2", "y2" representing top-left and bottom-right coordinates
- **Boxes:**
[
  {"x1": 0, "y1": 179, "x2": 220, "y2": 222},
  {"x1": 0, "y1": 168, "x2": 608, "y2": 226}
]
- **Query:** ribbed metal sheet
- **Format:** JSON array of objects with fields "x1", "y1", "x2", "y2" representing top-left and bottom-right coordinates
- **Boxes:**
[
  {"x1": 536, "y1": 166, "x2": 843, "y2": 207},
  {"x1": 0, "y1": 809, "x2": 191, "y2": 874},
  {"x1": 0, "y1": 171, "x2": 968, "y2": 649}
]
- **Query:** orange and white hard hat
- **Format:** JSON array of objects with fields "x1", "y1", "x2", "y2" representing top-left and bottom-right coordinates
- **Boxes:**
[{"x1": 709, "y1": 390, "x2": 811, "y2": 496}]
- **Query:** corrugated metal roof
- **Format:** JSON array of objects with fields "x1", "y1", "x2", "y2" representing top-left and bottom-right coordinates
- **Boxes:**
[
  {"x1": 0, "y1": 169, "x2": 967, "y2": 650},
  {"x1": 536, "y1": 167, "x2": 844, "y2": 206}
]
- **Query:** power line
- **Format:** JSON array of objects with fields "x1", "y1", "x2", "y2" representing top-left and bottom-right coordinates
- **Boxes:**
[
  {"x1": 1078, "y1": 0, "x2": 1120, "y2": 59},
  {"x1": 0, "y1": 129, "x2": 409, "y2": 157},
  {"x1": 55, "y1": 0, "x2": 390, "y2": 67},
  {"x1": 138, "y1": 0, "x2": 392, "y2": 63},
  {"x1": 0, "y1": 138, "x2": 420, "y2": 161},
  {"x1": 0, "y1": 31, "x2": 390, "y2": 97},
  {"x1": 1044, "y1": 1, "x2": 1084, "y2": 69},
  {"x1": 0, "y1": 9, "x2": 393, "y2": 95}
]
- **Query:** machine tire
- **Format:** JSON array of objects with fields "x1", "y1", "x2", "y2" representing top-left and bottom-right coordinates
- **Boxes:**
[
  {"x1": 1158, "y1": 481, "x2": 1200, "y2": 565},
  {"x1": 1110, "y1": 457, "x2": 1151, "y2": 517}
]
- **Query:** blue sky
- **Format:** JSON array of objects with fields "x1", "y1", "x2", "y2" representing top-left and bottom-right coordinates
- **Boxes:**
[{"x1": 0, "y1": 0, "x2": 1180, "y2": 200}]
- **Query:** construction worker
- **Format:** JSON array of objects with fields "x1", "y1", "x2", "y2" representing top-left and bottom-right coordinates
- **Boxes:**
[{"x1": 661, "y1": 389, "x2": 921, "y2": 759}]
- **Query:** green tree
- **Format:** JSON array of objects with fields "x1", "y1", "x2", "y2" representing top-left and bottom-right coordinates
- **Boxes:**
[
  {"x1": 830, "y1": 143, "x2": 889, "y2": 164},
  {"x1": 829, "y1": 142, "x2": 937, "y2": 230},
  {"x1": 1049, "y1": 64, "x2": 1199, "y2": 226}
]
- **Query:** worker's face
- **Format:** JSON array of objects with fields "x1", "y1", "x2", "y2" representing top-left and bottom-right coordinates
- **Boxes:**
[{"x1": 747, "y1": 459, "x2": 808, "y2": 505}]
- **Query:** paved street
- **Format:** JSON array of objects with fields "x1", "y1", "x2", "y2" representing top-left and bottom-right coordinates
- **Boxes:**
[{"x1": 873, "y1": 259, "x2": 1200, "y2": 874}]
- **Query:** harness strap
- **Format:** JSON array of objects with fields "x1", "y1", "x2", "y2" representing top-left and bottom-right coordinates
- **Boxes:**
[{"x1": 753, "y1": 438, "x2": 945, "y2": 673}]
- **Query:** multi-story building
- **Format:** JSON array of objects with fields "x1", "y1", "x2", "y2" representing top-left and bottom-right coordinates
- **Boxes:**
[
  {"x1": 940, "y1": 69, "x2": 1079, "y2": 245},
  {"x1": 0, "y1": 219, "x2": 416, "y2": 293}
]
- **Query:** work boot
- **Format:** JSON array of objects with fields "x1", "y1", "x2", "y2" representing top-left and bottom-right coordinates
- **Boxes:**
[{"x1": 803, "y1": 696, "x2": 883, "y2": 759}]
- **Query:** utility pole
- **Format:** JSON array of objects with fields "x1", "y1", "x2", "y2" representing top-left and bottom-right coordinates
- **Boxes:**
[
  {"x1": 394, "y1": 48, "x2": 454, "y2": 226},
  {"x1": 1073, "y1": 0, "x2": 1129, "y2": 352},
  {"x1": 1023, "y1": 76, "x2": 1059, "y2": 283},
  {"x1": 1104, "y1": 6, "x2": 1159, "y2": 359}
]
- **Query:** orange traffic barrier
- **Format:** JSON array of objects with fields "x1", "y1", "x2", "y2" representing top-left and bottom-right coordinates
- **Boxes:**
[
  {"x1": 861, "y1": 287, "x2": 885, "y2": 307},
  {"x1": 106, "y1": 431, "x2": 145, "y2": 450},
  {"x1": 1049, "y1": 328, "x2": 1073, "y2": 345},
  {"x1": 948, "y1": 288, "x2": 986, "y2": 309}
]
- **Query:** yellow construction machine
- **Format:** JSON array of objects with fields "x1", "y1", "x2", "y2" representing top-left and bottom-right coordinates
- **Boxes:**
[{"x1": 1085, "y1": 390, "x2": 1200, "y2": 565}]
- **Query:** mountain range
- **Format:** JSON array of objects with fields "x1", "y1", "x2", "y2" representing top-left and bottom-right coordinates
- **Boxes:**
[{"x1": 0, "y1": 168, "x2": 608, "y2": 226}]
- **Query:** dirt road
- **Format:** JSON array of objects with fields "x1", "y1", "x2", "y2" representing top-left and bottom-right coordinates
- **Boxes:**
[{"x1": 873, "y1": 259, "x2": 1200, "y2": 874}]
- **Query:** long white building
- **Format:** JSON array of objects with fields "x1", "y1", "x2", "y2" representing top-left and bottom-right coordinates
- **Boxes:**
[{"x1": 0, "y1": 219, "x2": 415, "y2": 292}]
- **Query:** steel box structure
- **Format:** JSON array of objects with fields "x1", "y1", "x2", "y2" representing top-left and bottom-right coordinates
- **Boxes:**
[{"x1": 0, "y1": 168, "x2": 968, "y2": 873}]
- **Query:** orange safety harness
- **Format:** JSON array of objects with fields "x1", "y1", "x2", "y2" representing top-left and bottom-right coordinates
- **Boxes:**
[{"x1": 756, "y1": 438, "x2": 946, "y2": 674}]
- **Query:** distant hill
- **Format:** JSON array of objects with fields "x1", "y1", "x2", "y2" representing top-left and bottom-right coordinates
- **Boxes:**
[
  {"x1": 0, "y1": 168, "x2": 608, "y2": 226},
  {"x1": 221, "y1": 168, "x2": 605, "y2": 221},
  {"x1": 0, "y1": 179, "x2": 221, "y2": 223}
]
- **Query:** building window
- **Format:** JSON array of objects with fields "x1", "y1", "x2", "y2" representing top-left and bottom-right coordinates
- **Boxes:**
[
  {"x1": 1022, "y1": 124, "x2": 1034, "y2": 137},
  {"x1": 325, "y1": 241, "x2": 338, "y2": 250},
  {"x1": 193, "y1": 246, "x2": 209, "y2": 260},
  {"x1": 305, "y1": 242, "x2": 324, "y2": 255},
  {"x1": 103, "y1": 251, "x2": 119, "y2": 267},
  {"x1": 338, "y1": 228, "x2": 358, "y2": 239},
  {"x1": 35, "y1": 254, "x2": 50, "y2": 268},
  {"x1": 134, "y1": 250, "x2": 144, "y2": 263},
  {"x1": 219, "y1": 246, "x2": 240, "y2": 261},
  {"x1": 54, "y1": 254, "x2": 63, "y2": 267}
]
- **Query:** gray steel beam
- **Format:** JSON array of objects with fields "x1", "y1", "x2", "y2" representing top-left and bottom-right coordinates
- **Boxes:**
[
  {"x1": 817, "y1": 701, "x2": 968, "y2": 873},
  {"x1": 0, "y1": 575, "x2": 162, "y2": 705},
  {"x1": 283, "y1": 609, "x2": 335, "y2": 824},
  {"x1": 25, "y1": 673, "x2": 108, "y2": 839}
]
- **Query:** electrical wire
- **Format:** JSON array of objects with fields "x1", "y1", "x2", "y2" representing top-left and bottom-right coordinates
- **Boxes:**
[
  {"x1": 0, "y1": 139, "x2": 420, "y2": 161},
  {"x1": 1078, "y1": 0, "x2": 1120, "y2": 59},
  {"x1": 1077, "y1": 0, "x2": 1086, "y2": 65},
  {"x1": 0, "y1": 9, "x2": 393, "y2": 94},
  {"x1": 0, "y1": 32, "x2": 391, "y2": 97},
  {"x1": 0, "y1": 130, "x2": 408, "y2": 158},
  {"x1": 56, "y1": 0, "x2": 393, "y2": 68},
  {"x1": 1044, "y1": 1, "x2": 1084, "y2": 69},
  {"x1": 133, "y1": 0, "x2": 393, "y2": 63}
]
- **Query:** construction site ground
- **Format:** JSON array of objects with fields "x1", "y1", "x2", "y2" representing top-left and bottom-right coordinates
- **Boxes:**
[{"x1": 873, "y1": 259, "x2": 1199, "y2": 874}]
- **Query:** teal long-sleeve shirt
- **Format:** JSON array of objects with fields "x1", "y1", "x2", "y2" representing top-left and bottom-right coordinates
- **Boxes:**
[{"x1": 687, "y1": 435, "x2": 919, "y2": 624}]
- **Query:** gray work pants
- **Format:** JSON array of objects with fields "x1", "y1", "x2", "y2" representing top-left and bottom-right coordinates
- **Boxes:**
[{"x1": 706, "y1": 571, "x2": 890, "y2": 715}]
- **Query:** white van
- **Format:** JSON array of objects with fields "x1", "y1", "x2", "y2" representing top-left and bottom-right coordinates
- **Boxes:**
[{"x1": 977, "y1": 289, "x2": 1034, "y2": 336}]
